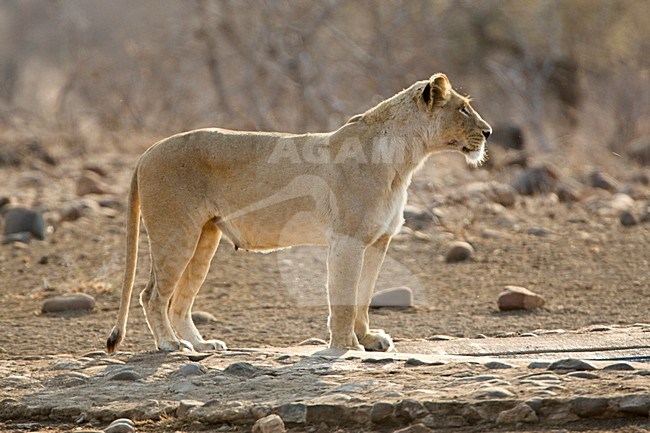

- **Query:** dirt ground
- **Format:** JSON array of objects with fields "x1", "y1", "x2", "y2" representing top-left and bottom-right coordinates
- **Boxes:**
[{"x1": 0, "y1": 145, "x2": 649, "y2": 432}]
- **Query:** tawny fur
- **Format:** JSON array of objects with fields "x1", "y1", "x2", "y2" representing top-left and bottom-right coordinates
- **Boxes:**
[{"x1": 106, "y1": 73, "x2": 491, "y2": 354}]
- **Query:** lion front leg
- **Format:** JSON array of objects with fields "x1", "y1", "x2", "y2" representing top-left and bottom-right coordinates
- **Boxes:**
[
  {"x1": 355, "y1": 235, "x2": 394, "y2": 352},
  {"x1": 326, "y1": 235, "x2": 365, "y2": 351}
]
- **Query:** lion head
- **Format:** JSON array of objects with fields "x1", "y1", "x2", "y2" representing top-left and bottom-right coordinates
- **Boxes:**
[{"x1": 418, "y1": 73, "x2": 492, "y2": 166}]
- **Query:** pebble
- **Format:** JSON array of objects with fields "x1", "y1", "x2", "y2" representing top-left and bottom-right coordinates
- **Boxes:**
[
  {"x1": 603, "y1": 362, "x2": 635, "y2": 371},
  {"x1": 403, "y1": 205, "x2": 436, "y2": 231},
  {"x1": 58, "y1": 203, "x2": 86, "y2": 223},
  {"x1": 252, "y1": 414, "x2": 286, "y2": 433},
  {"x1": 571, "y1": 397, "x2": 609, "y2": 417},
  {"x1": 178, "y1": 399, "x2": 203, "y2": 417},
  {"x1": 427, "y1": 334, "x2": 455, "y2": 341},
  {"x1": 496, "y1": 402, "x2": 538, "y2": 425},
  {"x1": 547, "y1": 358, "x2": 596, "y2": 372},
  {"x1": 278, "y1": 403, "x2": 307, "y2": 424},
  {"x1": 483, "y1": 361, "x2": 515, "y2": 369},
  {"x1": 405, "y1": 358, "x2": 445, "y2": 367},
  {"x1": 618, "y1": 395, "x2": 650, "y2": 415},
  {"x1": 77, "y1": 171, "x2": 113, "y2": 196},
  {"x1": 41, "y1": 293, "x2": 96, "y2": 314},
  {"x1": 104, "y1": 423, "x2": 134, "y2": 433},
  {"x1": 173, "y1": 363, "x2": 207, "y2": 377},
  {"x1": 567, "y1": 371, "x2": 599, "y2": 379},
  {"x1": 298, "y1": 338, "x2": 328, "y2": 346},
  {"x1": 370, "y1": 401, "x2": 394, "y2": 423},
  {"x1": 191, "y1": 310, "x2": 217, "y2": 325},
  {"x1": 524, "y1": 226, "x2": 554, "y2": 237},
  {"x1": 362, "y1": 357, "x2": 395, "y2": 364},
  {"x1": 370, "y1": 286, "x2": 413, "y2": 308},
  {"x1": 556, "y1": 182, "x2": 582, "y2": 202},
  {"x1": 223, "y1": 361, "x2": 265, "y2": 378},
  {"x1": 492, "y1": 183, "x2": 518, "y2": 207},
  {"x1": 476, "y1": 387, "x2": 515, "y2": 399},
  {"x1": 497, "y1": 286, "x2": 545, "y2": 311},
  {"x1": 589, "y1": 169, "x2": 619, "y2": 191},
  {"x1": 512, "y1": 164, "x2": 559, "y2": 195},
  {"x1": 444, "y1": 241, "x2": 474, "y2": 263},
  {"x1": 620, "y1": 211, "x2": 637, "y2": 227},
  {"x1": 107, "y1": 370, "x2": 142, "y2": 381},
  {"x1": 393, "y1": 424, "x2": 433, "y2": 433},
  {"x1": 3, "y1": 207, "x2": 46, "y2": 240}
]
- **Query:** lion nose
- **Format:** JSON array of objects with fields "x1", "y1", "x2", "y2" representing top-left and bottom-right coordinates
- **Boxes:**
[{"x1": 482, "y1": 129, "x2": 491, "y2": 140}]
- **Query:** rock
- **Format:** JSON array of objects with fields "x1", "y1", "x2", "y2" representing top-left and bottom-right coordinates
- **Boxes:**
[
  {"x1": 191, "y1": 311, "x2": 217, "y2": 325},
  {"x1": 76, "y1": 171, "x2": 112, "y2": 196},
  {"x1": 483, "y1": 361, "x2": 515, "y2": 369},
  {"x1": 512, "y1": 164, "x2": 559, "y2": 195},
  {"x1": 0, "y1": 197, "x2": 10, "y2": 209},
  {"x1": 496, "y1": 403, "x2": 538, "y2": 425},
  {"x1": 476, "y1": 387, "x2": 515, "y2": 399},
  {"x1": 370, "y1": 286, "x2": 413, "y2": 308},
  {"x1": 362, "y1": 357, "x2": 395, "y2": 364},
  {"x1": 492, "y1": 183, "x2": 518, "y2": 207},
  {"x1": 618, "y1": 395, "x2": 650, "y2": 415},
  {"x1": 397, "y1": 399, "x2": 428, "y2": 421},
  {"x1": 2, "y1": 232, "x2": 32, "y2": 244},
  {"x1": 298, "y1": 338, "x2": 328, "y2": 346},
  {"x1": 370, "y1": 402, "x2": 394, "y2": 424},
  {"x1": 3, "y1": 207, "x2": 46, "y2": 240},
  {"x1": 59, "y1": 203, "x2": 86, "y2": 223},
  {"x1": 556, "y1": 182, "x2": 582, "y2": 202},
  {"x1": 445, "y1": 241, "x2": 474, "y2": 263},
  {"x1": 173, "y1": 363, "x2": 207, "y2": 377},
  {"x1": 620, "y1": 211, "x2": 637, "y2": 227},
  {"x1": 393, "y1": 424, "x2": 433, "y2": 433},
  {"x1": 104, "y1": 418, "x2": 135, "y2": 433},
  {"x1": 223, "y1": 362, "x2": 265, "y2": 378},
  {"x1": 278, "y1": 403, "x2": 307, "y2": 424},
  {"x1": 589, "y1": 169, "x2": 619, "y2": 191},
  {"x1": 177, "y1": 400, "x2": 203, "y2": 417},
  {"x1": 603, "y1": 362, "x2": 635, "y2": 371},
  {"x1": 426, "y1": 334, "x2": 455, "y2": 341},
  {"x1": 571, "y1": 397, "x2": 610, "y2": 418},
  {"x1": 403, "y1": 205, "x2": 437, "y2": 231},
  {"x1": 252, "y1": 414, "x2": 286, "y2": 433},
  {"x1": 497, "y1": 286, "x2": 545, "y2": 311},
  {"x1": 547, "y1": 358, "x2": 596, "y2": 372},
  {"x1": 524, "y1": 226, "x2": 553, "y2": 237},
  {"x1": 528, "y1": 361, "x2": 552, "y2": 369},
  {"x1": 42, "y1": 293, "x2": 96, "y2": 314},
  {"x1": 83, "y1": 163, "x2": 108, "y2": 177},
  {"x1": 567, "y1": 371, "x2": 599, "y2": 379},
  {"x1": 611, "y1": 193, "x2": 635, "y2": 211},
  {"x1": 405, "y1": 358, "x2": 445, "y2": 367},
  {"x1": 627, "y1": 137, "x2": 650, "y2": 165},
  {"x1": 107, "y1": 370, "x2": 142, "y2": 381}
]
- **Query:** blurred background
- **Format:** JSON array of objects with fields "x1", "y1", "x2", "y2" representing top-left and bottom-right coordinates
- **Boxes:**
[{"x1": 0, "y1": 0, "x2": 648, "y2": 164}]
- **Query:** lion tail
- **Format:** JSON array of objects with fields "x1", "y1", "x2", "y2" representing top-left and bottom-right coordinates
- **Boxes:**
[{"x1": 106, "y1": 169, "x2": 141, "y2": 354}]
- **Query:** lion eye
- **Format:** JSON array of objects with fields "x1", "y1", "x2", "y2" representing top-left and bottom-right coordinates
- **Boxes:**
[{"x1": 459, "y1": 106, "x2": 470, "y2": 117}]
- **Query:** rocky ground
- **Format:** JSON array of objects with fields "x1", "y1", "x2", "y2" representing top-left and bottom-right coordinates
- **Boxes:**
[{"x1": 0, "y1": 142, "x2": 649, "y2": 432}]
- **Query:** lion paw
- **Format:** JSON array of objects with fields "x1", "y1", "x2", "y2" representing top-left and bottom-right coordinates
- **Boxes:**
[
  {"x1": 158, "y1": 339, "x2": 194, "y2": 352},
  {"x1": 359, "y1": 329, "x2": 394, "y2": 352},
  {"x1": 192, "y1": 339, "x2": 228, "y2": 352}
]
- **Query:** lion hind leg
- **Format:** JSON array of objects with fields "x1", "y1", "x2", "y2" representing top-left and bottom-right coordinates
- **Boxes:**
[
  {"x1": 142, "y1": 225, "x2": 202, "y2": 352},
  {"x1": 170, "y1": 220, "x2": 227, "y2": 352}
]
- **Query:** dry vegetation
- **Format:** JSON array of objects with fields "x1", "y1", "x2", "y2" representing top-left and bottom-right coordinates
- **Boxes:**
[{"x1": 0, "y1": 0, "x2": 648, "y2": 162}]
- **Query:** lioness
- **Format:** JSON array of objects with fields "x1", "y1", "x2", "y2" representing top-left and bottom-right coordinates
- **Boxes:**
[{"x1": 106, "y1": 73, "x2": 491, "y2": 353}]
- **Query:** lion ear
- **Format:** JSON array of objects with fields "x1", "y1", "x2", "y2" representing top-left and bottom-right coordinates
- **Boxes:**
[{"x1": 424, "y1": 73, "x2": 450, "y2": 107}]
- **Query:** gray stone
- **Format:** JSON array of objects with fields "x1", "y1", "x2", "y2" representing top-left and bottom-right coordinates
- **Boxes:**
[
  {"x1": 393, "y1": 424, "x2": 433, "y2": 433},
  {"x1": 603, "y1": 362, "x2": 635, "y2": 371},
  {"x1": 618, "y1": 395, "x2": 650, "y2": 415},
  {"x1": 405, "y1": 358, "x2": 445, "y2": 367},
  {"x1": 223, "y1": 362, "x2": 266, "y2": 378},
  {"x1": 426, "y1": 334, "x2": 455, "y2": 341},
  {"x1": 403, "y1": 205, "x2": 436, "y2": 231},
  {"x1": 178, "y1": 400, "x2": 203, "y2": 418},
  {"x1": 492, "y1": 183, "x2": 518, "y2": 207},
  {"x1": 362, "y1": 357, "x2": 395, "y2": 364},
  {"x1": 2, "y1": 232, "x2": 32, "y2": 244},
  {"x1": 104, "y1": 422, "x2": 134, "y2": 433},
  {"x1": 548, "y1": 358, "x2": 596, "y2": 372},
  {"x1": 524, "y1": 226, "x2": 554, "y2": 237},
  {"x1": 567, "y1": 371, "x2": 599, "y2": 379},
  {"x1": 108, "y1": 419, "x2": 135, "y2": 428},
  {"x1": 483, "y1": 361, "x2": 515, "y2": 369},
  {"x1": 475, "y1": 387, "x2": 515, "y2": 399},
  {"x1": 173, "y1": 363, "x2": 207, "y2": 377},
  {"x1": 572, "y1": 397, "x2": 609, "y2": 418},
  {"x1": 445, "y1": 241, "x2": 474, "y2": 263},
  {"x1": 496, "y1": 403, "x2": 538, "y2": 425},
  {"x1": 620, "y1": 211, "x2": 637, "y2": 227},
  {"x1": 42, "y1": 293, "x2": 96, "y2": 314},
  {"x1": 397, "y1": 398, "x2": 428, "y2": 421},
  {"x1": 298, "y1": 338, "x2": 327, "y2": 346},
  {"x1": 589, "y1": 169, "x2": 619, "y2": 192},
  {"x1": 370, "y1": 286, "x2": 413, "y2": 308},
  {"x1": 370, "y1": 401, "x2": 394, "y2": 423},
  {"x1": 305, "y1": 404, "x2": 347, "y2": 425},
  {"x1": 252, "y1": 414, "x2": 285, "y2": 433},
  {"x1": 497, "y1": 286, "x2": 545, "y2": 311},
  {"x1": 107, "y1": 370, "x2": 142, "y2": 381},
  {"x1": 76, "y1": 171, "x2": 112, "y2": 196},
  {"x1": 191, "y1": 311, "x2": 217, "y2": 325},
  {"x1": 3, "y1": 207, "x2": 46, "y2": 240},
  {"x1": 59, "y1": 204, "x2": 85, "y2": 223},
  {"x1": 512, "y1": 164, "x2": 559, "y2": 195},
  {"x1": 278, "y1": 403, "x2": 307, "y2": 424}
]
